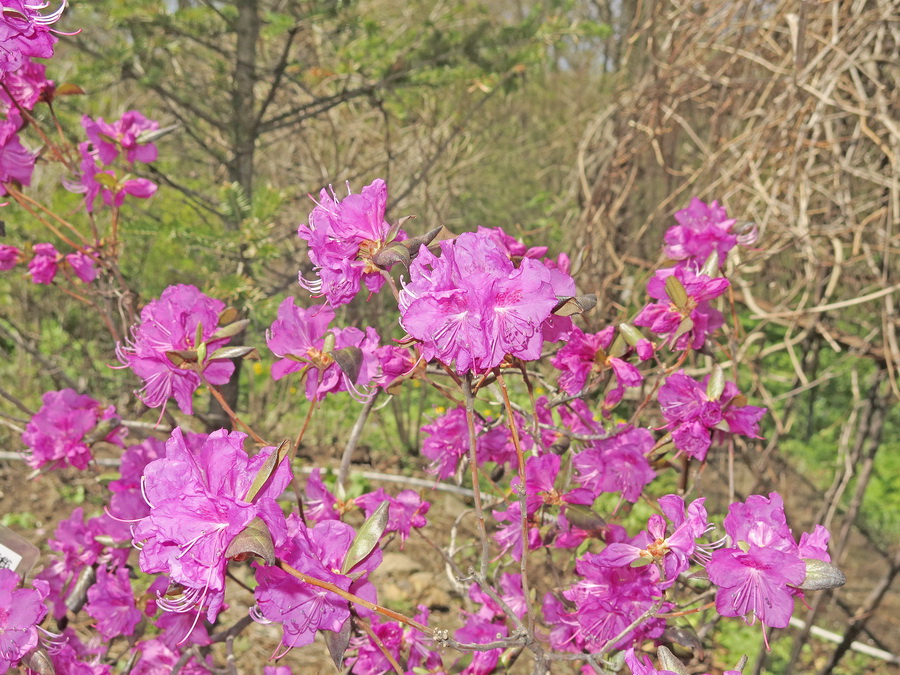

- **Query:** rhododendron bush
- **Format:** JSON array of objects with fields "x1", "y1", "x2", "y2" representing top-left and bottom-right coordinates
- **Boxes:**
[{"x1": 0, "y1": 5, "x2": 851, "y2": 675}]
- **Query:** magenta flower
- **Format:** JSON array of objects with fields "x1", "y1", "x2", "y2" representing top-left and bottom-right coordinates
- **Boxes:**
[
  {"x1": 664, "y1": 198, "x2": 738, "y2": 266},
  {"x1": 0, "y1": 58, "x2": 53, "y2": 113},
  {"x1": 0, "y1": 0, "x2": 65, "y2": 74},
  {"x1": 26, "y1": 241, "x2": 57, "y2": 284},
  {"x1": 0, "y1": 244, "x2": 20, "y2": 270},
  {"x1": 399, "y1": 231, "x2": 563, "y2": 374},
  {"x1": 1, "y1": 118, "x2": 35, "y2": 194},
  {"x1": 552, "y1": 326, "x2": 646, "y2": 410},
  {"x1": 707, "y1": 493, "x2": 832, "y2": 629},
  {"x1": 514, "y1": 453, "x2": 594, "y2": 517},
  {"x1": 67, "y1": 142, "x2": 158, "y2": 212},
  {"x1": 593, "y1": 495, "x2": 711, "y2": 588},
  {"x1": 85, "y1": 565, "x2": 143, "y2": 641},
  {"x1": 116, "y1": 284, "x2": 235, "y2": 415},
  {"x1": 560, "y1": 550, "x2": 670, "y2": 651},
  {"x1": 298, "y1": 178, "x2": 405, "y2": 306},
  {"x1": 303, "y1": 467, "x2": 341, "y2": 524},
  {"x1": 66, "y1": 251, "x2": 97, "y2": 282},
  {"x1": 355, "y1": 487, "x2": 430, "y2": 544},
  {"x1": 133, "y1": 428, "x2": 291, "y2": 622},
  {"x1": 454, "y1": 612, "x2": 508, "y2": 675},
  {"x1": 0, "y1": 568, "x2": 50, "y2": 672},
  {"x1": 107, "y1": 437, "x2": 169, "y2": 530},
  {"x1": 35, "y1": 507, "x2": 130, "y2": 620},
  {"x1": 21, "y1": 388, "x2": 124, "y2": 470},
  {"x1": 253, "y1": 516, "x2": 381, "y2": 653},
  {"x1": 82, "y1": 111, "x2": 160, "y2": 165},
  {"x1": 476, "y1": 225, "x2": 548, "y2": 260},
  {"x1": 572, "y1": 425, "x2": 656, "y2": 504},
  {"x1": 266, "y1": 297, "x2": 380, "y2": 400},
  {"x1": 492, "y1": 501, "x2": 542, "y2": 562},
  {"x1": 658, "y1": 370, "x2": 767, "y2": 462},
  {"x1": 420, "y1": 407, "x2": 478, "y2": 479},
  {"x1": 131, "y1": 638, "x2": 214, "y2": 675},
  {"x1": 633, "y1": 265, "x2": 730, "y2": 350}
]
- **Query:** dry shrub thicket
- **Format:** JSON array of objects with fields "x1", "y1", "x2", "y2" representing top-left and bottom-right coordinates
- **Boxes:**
[{"x1": 571, "y1": 0, "x2": 899, "y2": 671}]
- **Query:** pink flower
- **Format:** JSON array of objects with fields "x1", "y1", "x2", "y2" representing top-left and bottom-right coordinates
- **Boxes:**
[
  {"x1": 633, "y1": 265, "x2": 730, "y2": 350},
  {"x1": 298, "y1": 178, "x2": 405, "y2": 306},
  {"x1": 400, "y1": 231, "x2": 562, "y2": 374},
  {"x1": 116, "y1": 284, "x2": 235, "y2": 415},
  {"x1": 266, "y1": 297, "x2": 380, "y2": 400},
  {"x1": 552, "y1": 326, "x2": 646, "y2": 410},
  {"x1": 664, "y1": 198, "x2": 738, "y2": 266},
  {"x1": 27, "y1": 241, "x2": 57, "y2": 284},
  {"x1": 0, "y1": 568, "x2": 49, "y2": 673},
  {"x1": 420, "y1": 407, "x2": 478, "y2": 479},
  {"x1": 354, "y1": 487, "x2": 430, "y2": 544},
  {"x1": 133, "y1": 428, "x2": 291, "y2": 623},
  {"x1": 130, "y1": 638, "x2": 214, "y2": 674},
  {"x1": 0, "y1": 0, "x2": 65, "y2": 74},
  {"x1": 253, "y1": 516, "x2": 381, "y2": 653},
  {"x1": 303, "y1": 467, "x2": 341, "y2": 524},
  {"x1": 66, "y1": 142, "x2": 157, "y2": 212},
  {"x1": 66, "y1": 251, "x2": 97, "y2": 282},
  {"x1": 657, "y1": 370, "x2": 766, "y2": 462},
  {"x1": 0, "y1": 58, "x2": 54, "y2": 112},
  {"x1": 85, "y1": 565, "x2": 143, "y2": 641},
  {"x1": 593, "y1": 495, "x2": 711, "y2": 589},
  {"x1": 707, "y1": 493, "x2": 833, "y2": 629},
  {"x1": 82, "y1": 111, "x2": 160, "y2": 165},
  {"x1": 21, "y1": 388, "x2": 124, "y2": 470},
  {"x1": 0, "y1": 118, "x2": 35, "y2": 194},
  {"x1": 561, "y1": 549, "x2": 671, "y2": 651},
  {"x1": 0, "y1": 243, "x2": 20, "y2": 270},
  {"x1": 572, "y1": 425, "x2": 656, "y2": 504}
]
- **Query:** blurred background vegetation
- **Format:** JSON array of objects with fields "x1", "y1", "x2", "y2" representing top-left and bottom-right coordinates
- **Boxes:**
[{"x1": 1, "y1": 0, "x2": 898, "y2": 673}]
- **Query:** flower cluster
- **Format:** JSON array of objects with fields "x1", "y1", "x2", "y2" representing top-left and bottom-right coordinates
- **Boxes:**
[
  {"x1": 298, "y1": 178, "x2": 405, "y2": 306},
  {"x1": 116, "y1": 284, "x2": 235, "y2": 416},
  {"x1": 0, "y1": 568, "x2": 50, "y2": 673},
  {"x1": 708, "y1": 492, "x2": 835, "y2": 629},
  {"x1": 132, "y1": 428, "x2": 291, "y2": 622},
  {"x1": 21, "y1": 388, "x2": 124, "y2": 470},
  {"x1": 266, "y1": 296, "x2": 380, "y2": 400},
  {"x1": 253, "y1": 515, "x2": 381, "y2": 653},
  {"x1": 399, "y1": 230, "x2": 567, "y2": 374},
  {"x1": 658, "y1": 370, "x2": 766, "y2": 461}
]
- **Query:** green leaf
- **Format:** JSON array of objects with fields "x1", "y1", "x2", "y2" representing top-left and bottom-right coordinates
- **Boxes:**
[
  {"x1": 244, "y1": 439, "x2": 290, "y2": 503},
  {"x1": 342, "y1": 500, "x2": 389, "y2": 574},
  {"x1": 706, "y1": 365, "x2": 725, "y2": 400},
  {"x1": 672, "y1": 316, "x2": 694, "y2": 342},
  {"x1": 210, "y1": 318, "x2": 249, "y2": 340},
  {"x1": 208, "y1": 345, "x2": 260, "y2": 361},
  {"x1": 165, "y1": 349, "x2": 197, "y2": 366},
  {"x1": 665, "y1": 275, "x2": 689, "y2": 309},
  {"x1": 700, "y1": 250, "x2": 720, "y2": 277},
  {"x1": 657, "y1": 646, "x2": 690, "y2": 675},
  {"x1": 618, "y1": 323, "x2": 645, "y2": 347},
  {"x1": 224, "y1": 517, "x2": 276, "y2": 565}
]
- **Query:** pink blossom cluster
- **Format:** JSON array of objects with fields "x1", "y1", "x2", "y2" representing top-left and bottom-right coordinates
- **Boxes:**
[
  {"x1": 298, "y1": 178, "x2": 405, "y2": 306},
  {"x1": 21, "y1": 388, "x2": 124, "y2": 470},
  {"x1": 0, "y1": 0, "x2": 63, "y2": 196},
  {"x1": 1, "y1": 241, "x2": 99, "y2": 285},
  {"x1": 65, "y1": 112, "x2": 159, "y2": 212},
  {"x1": 399, "y1": 230, "x2": 570, "y2": 374},
  {"x1": 116, "y1": 284, "x2": 235, "y2": 415}
]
